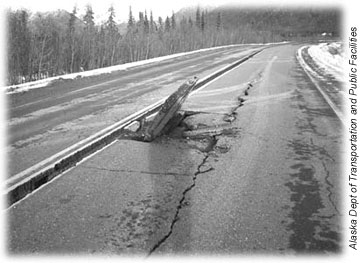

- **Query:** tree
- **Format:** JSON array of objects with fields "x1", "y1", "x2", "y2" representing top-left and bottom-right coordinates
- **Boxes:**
[
  {"x1": 149, "y1": 11, "x2": 155, "y2": 33},
  {"x1": 164, "y1": 16, "x2": 171, "y2": 32},
  {"x1": 171, "y1": 11, "x2": 176, "y2": 30},
  {"x1": 19, "y1": 11, "x2": 31, "y2": 79},
  {"x1": 216, "y1": 12, "x2": 222, "y2": 31},
  {"x1": 97, "y1": 25, "x2": 106, "y2": 67},
  {"x1": 201, "y1": 11, "x2": 205, "y2": 32},
  {"x1": 158, "y1": 16, "x2": 163, "y2": 31},
  {"x1": 82, "y1": 5, "x2": 96, "y2": 70},
  {"x1": 144, "y1": 10, "x2": 149, "y2": 33},
  {"x1": 127, "y1": 6, "x2": 135, "y2": 29},
  {"x1": 138, "y1": 11, "x2": 144, "y2": 29},
  {"x1": 125, "y1": 6, "x2": 137, "y2": 62},
  {"x1": 31, "y1": 13, "x2": 52, "y2": 80},
  {"x1": 143, "y1": 10, "x2": 151, "y2": 59},
  {"x1": 196, "y1": 6, "x2": 201, "y2": 29},
  {"x1": 188, "y1": 16, "x2": 193, "y2": 28},
  {"x1": 9, "y1": 9, "x2": 31, "y2": 83},
  {"x1": 105, "y1": 5, "x2": 119, "y2": 65},
  {"x1": 67, "y1": 6, "x2": 77, "y2": 73}
]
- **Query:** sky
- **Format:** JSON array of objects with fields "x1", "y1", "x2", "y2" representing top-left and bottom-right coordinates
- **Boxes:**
[
  {"x1": 5, "y1": 0, "x2": 218, "y2": 23},
  {"x1": 3, "y1": 0, "x2": 345, "y2": 23}
]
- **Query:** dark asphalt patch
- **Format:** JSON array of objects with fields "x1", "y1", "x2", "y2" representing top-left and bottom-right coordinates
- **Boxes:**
[
  {"x1": 285, "y1": 163, "x2": 340, "y2": 253},
  {"x1": 283, "y1": 62, "x2": 341, "y2": 253}
]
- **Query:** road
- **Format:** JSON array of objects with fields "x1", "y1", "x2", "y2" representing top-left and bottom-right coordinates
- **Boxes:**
[
  {"x1": 7, "y1": 43, "x2": 342, "y2": 255},
  {"x1": 7, "y1": 45, "x2": 261, "y2": 176}
]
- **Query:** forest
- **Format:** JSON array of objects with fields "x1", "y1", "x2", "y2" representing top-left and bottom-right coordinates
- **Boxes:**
[{"x1": 6, "y1": 5, "x2": 341, "y2": 85}]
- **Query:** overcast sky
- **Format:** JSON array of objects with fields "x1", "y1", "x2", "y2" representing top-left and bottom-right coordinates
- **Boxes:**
[
  {"x1": 4, "y1": 0, "x2": 345, "y2": 23},
  {"x1": 6, "y1": 0, "x2": 221, "y2": 23}
]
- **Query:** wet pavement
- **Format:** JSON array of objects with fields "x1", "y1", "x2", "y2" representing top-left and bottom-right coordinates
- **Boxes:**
[{"x1": 7, "y1": 44, "x2": 342, "y2": 255}]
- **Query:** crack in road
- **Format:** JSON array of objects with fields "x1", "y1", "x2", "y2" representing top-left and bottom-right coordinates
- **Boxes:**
[
  {"x1": 321, "y1": 161, "x2": 340, "y2": 215},
  {"x1": 148, "y1": 152, "x2": 214, "y2": 255},
  {"x1": 147, "y1": 87, "x2": 247, "y2": 255},
  {"x1": 113, "y1": 71, "x2": 251, "y2": 255}
]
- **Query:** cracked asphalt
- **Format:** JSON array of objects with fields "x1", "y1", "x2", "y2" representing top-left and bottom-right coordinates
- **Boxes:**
[{"x1": 7, "y1": 44, "x2": 342, "y2": 255}]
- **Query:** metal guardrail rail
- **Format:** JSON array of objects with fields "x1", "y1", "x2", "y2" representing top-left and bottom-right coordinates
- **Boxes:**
[{"x1": 5, "y1": 48, "x2": 263, "y2": 207}]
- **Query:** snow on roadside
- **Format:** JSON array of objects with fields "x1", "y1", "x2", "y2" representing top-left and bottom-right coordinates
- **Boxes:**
[
  {"x1": 307, "y1": 42, "x2": 345, "y2": 82},
  {"x1": 4, "y1": 41, "x2": 288, "y2": 95},
  {"x1": 297, "y1": 44, "x2": 345, "y2": 121}
]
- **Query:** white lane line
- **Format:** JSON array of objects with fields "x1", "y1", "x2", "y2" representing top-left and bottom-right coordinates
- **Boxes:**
[{"x1": 297, "y1": 46, "x2": 344, "y2": 124}]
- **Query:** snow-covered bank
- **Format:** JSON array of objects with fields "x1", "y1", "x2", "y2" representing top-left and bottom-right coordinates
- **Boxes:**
[
  {"x1": 4, "y1": 42, "x2": 288, "y2": 95},
  {"x1": 307, "y1": 42, "x2": 345, "y2": 82},
  {"x1": 297, "y1": 43, "x2": 345, "y2": 122}
]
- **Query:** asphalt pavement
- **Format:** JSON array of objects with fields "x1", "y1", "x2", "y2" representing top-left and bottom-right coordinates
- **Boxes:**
[{"x1": 7, "y1": 43, "x2": 342, "y2": 255}]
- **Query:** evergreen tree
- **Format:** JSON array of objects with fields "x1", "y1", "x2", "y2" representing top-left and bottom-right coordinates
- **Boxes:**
[
  {"x1": 67, "y1": 6, "x2": 77, "y2": 73},
  {"x1": 105, "y1": 5, "x2": 119, "y2": 66},
  {"x1": 150, "y1": 11, "x2": 155, "y2": 32},
  {"x1": 201, "y1": 11, "x2": 205, "y2": 31},
  {"x1": 165, "y1": 16, "x2": 171, "y2": 32},
  {"x1": 144, "y1": 10, "x2": 149, "y2": 33},
  {"x1": 127, "y1": 6, "x2": 135, "y2": 29},
  {"x1": 138, "y1": 12, "x2": 144, "y2": 23},
  {"x1": 196, "y1": 6, "x2": 201, "y2": 29},
  {"x1": 106, "y1": 5, "x2": 116, "y2": 30},
  {"x1": 171, "y1": 11, "x2": 176, "y2": 30},
  {"x1": 83, "y1": 5, "x2": 95, "y2": 28},
  {"x1": 82, "y1": 5, "x2": 96, "y2": 69},
  {"x1": 158, "y1": 16, "x2": 163, "y2": 31},
  {"x1": 18, "y1": 10, "x2": 31, "y2": 79}
]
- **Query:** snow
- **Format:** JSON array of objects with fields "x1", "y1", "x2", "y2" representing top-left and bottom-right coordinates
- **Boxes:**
[
  {"x1": 296, "y1": 44, "x2": 345, "y2": 122},
  {"x1": 4, "y1": 41, "x2": 289, "y2": 94},
  {"x1": 307, "y1": 42, "x2": 345, "y2": 82}
]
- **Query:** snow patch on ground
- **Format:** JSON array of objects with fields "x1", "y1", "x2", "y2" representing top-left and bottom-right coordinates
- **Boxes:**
[
  {"x1": 4, "y1": 42, "x2": 288, "y2": 94},
  {"x1": 307, "y1": 42, "x2": 345, "y2": 82},
  {"x1": 297, "y1": 44, "x2": 345, "y2": 122}
]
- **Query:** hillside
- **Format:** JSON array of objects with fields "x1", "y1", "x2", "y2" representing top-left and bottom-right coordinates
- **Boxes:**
[
  {"x1": 175, "y1": 5, "x2": 341, "y2": 38},
  {"x1": 7, "y1": 4, "x2": 341, "y2": 85}
]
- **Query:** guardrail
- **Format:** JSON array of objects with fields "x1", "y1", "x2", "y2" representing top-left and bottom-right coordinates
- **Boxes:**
[{"x1": 4, "y1": 48, "x2": 263, "y2": 207}]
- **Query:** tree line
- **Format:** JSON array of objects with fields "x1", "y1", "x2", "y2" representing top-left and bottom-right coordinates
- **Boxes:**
[{"x1": 6, "y1": 5, "x2": 340, "y2": 85}]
